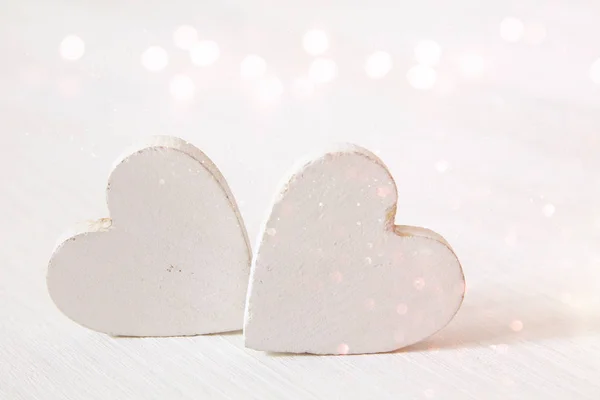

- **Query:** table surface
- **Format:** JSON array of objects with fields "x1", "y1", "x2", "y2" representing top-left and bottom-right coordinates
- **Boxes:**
[{"x1": 2, "y1": 1, "x2": 600, "y2": 399}]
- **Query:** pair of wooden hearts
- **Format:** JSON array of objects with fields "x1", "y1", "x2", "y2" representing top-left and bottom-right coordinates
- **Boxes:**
[{"x1": 48, "y1": 136, "x2": 465, "y2": 355}]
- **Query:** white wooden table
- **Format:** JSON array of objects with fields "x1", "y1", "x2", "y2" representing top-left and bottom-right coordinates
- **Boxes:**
[{"x1": 2, "y1": 1, "x2": 599, "y2": 398}]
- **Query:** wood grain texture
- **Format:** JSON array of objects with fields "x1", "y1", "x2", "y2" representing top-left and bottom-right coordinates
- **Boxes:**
[{"x1": 2, "y1": 1, "x2": 600, "y2": 398}]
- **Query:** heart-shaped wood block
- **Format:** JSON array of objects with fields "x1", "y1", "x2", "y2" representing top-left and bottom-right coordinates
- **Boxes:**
[
  {"x1": 244, "y1": 144, "x2": 465, "y2": 354},
  {"x1": 48, "y1": 136, "x2": 251, "y2": 336}
]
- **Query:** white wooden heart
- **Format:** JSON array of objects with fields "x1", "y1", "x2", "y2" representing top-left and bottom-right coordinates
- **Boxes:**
[
  {"x1": 47, "y1": 136, "x2": 251, "y2": 336},
  {"x1": 244, "y1": 144, "x2": 465, "y2": 354}
]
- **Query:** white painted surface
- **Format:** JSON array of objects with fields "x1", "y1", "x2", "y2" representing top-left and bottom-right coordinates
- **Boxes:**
[
  {"x1": 47, "y1": 137, "x2": 251, "y2": 336},
  {"x1": 2, "y1": 0, "x2": 600, "y2": 398},
  {"x1": 245, "y1": 145, "x2": 464, "y2": 354}
]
